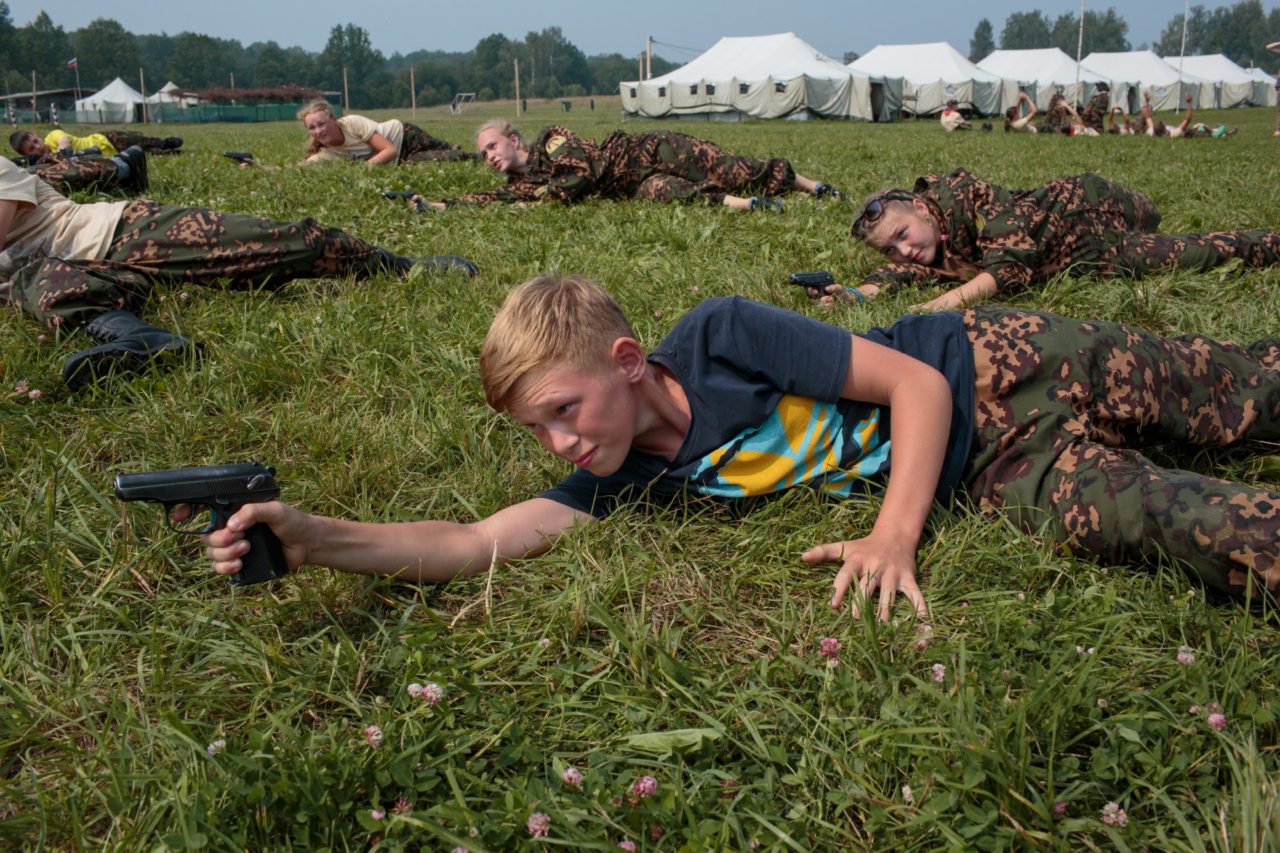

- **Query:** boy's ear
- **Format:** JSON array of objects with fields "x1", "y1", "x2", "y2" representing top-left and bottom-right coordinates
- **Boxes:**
[{"x1": 609, "y1": 337, "x2": 647, "y2": 380}]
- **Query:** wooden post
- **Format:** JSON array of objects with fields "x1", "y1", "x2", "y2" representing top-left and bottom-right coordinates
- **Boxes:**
[
  {"x1": 514, "y1": 59, "x2": 521, "y2": 116},
  {"x1": 30, "y1": 70, "x2": 36, "y2": 116},
  {"x1": 646, "y1": 36, "x2": 653, "y2": 79},
  {"x1": 342, "y1": 66, "x2": 350, "y2": 114},
  {"x1": 410, "y1": 64, "x2": 416, "y2": 119},
  {"x1": 139, "y1": 67, "x2": 149, "y2": 123}
]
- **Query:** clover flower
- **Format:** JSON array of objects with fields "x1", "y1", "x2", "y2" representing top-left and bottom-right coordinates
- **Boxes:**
[
  {"x1": 901, "y1": 784, "x2": 915, "y2": 805},
  {"x1": 1176, "y1": 646, "x2": 1196, "y2": 666},
  {"x1": 931, "y1": 663, "x2": 946, "y2": 683},
  {"x1": 1052, "y1": 801, "x2": 1067, "y2": 819},
  {"x1": 205, "y1": 738, "x2": 226, "y2": 757},
  {"x1": 527, "y1": 812, "x2": 551, "y2": 837},
  {"x1": 1207, "y1": 713, "x2": 1227, "y2": 731},
  {"x1": 819, "y1": 637, "x2": 841, "y2": 659},
  {"x1": 370, "y1": 809, "x2": 385, "y2": 821},
  {"x1": 363, "y1": 725, "x2": 384, "y2": 748},
  {"x1": 421, "y1": 682, "x2": 445, "y2": 706},
  {"x1": 561, "y1": 767, "x2": 583, "y2": 788},
  {"x1": 1101, "y1": 801, "x2": 1128, "y2": 827},
  {"x1": 633, "y1": 775, "x2": 658, "y2": 799}
]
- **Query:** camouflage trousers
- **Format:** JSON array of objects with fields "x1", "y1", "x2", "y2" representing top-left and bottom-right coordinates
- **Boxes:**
[
  {"x1": 30, "y1": 155, "x2": 120, "y2": 193},
  {"x1": 1106, "y1": 230, "x2": 1280, "y2": 276},
  {"x1": 400, "y1": 123, "x2": 471, "y2": 163},
  {"x1": 962, "y1": 306, "x2": 1280, "y2": 598},
  {"x1": 103, "y1": 130, "x2": 175, "y2": 155},
  {"x1": 9, "y1": 199, "x2": 380, "y2": 328},
  {"x1": 611, "y1": 131, "x2": 796, "y2": 204}
]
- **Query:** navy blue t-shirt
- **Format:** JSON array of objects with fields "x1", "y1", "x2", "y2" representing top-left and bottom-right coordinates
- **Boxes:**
[{"x1": 540, "y1": 297, "x2": 975, "y2": 518}]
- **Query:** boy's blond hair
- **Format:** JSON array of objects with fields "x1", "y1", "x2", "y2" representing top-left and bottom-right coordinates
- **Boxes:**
[{"x1": 480, "y1": 275, "x2": 635, "y2": 412}]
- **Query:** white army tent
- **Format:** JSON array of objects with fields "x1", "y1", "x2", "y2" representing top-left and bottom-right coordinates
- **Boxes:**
[
  {"x1": 1162, "y1": 54, "x2": 1257, "y2": 108},
  {"x1": 1081, "y1": 50, "x2": 1210, "y2": 111},
  {"x1": 977, "y1": 48, "x2": 1105, "y2": 110},
  {"x1": 74, "y1": 77, "x2": 145, "y2": 123},
  {"x1": 621, "y1": 33, "x2": 871, "y2": 120},
  {"x1": 145, "y1": 81, "x2": 193, "y2": 105},
  {"x1": 850, "y1": 42, "x2": 1016, "y2": 116},
  {"x1": 1247, "y1": 67, "x2": 1278, "y2": 107}
]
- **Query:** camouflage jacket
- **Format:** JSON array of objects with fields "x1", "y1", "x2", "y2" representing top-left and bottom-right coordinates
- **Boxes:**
[
  {"x1": 1081, "y1": 91, "x2": 1109, "y2": 132},
  {"x1": 863, "y1": 168, "x2": 1161, "y2": 294},
  {"x1": 450, "y1": 125, "x2": 763, "y2": 206}
]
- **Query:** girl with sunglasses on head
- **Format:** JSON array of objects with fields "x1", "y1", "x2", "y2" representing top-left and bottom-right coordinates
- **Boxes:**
[{"x1": 807, "y1": 168, "x2": 1280, "y2": 312}]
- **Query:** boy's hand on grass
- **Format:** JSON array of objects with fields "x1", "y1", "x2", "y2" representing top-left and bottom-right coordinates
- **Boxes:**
[
  {"x1": 803, "y1": 533, "x2": 928, "y2": 621},
  {"x1": 203, "y1": 500, "x2": 311, "y2": 577}
]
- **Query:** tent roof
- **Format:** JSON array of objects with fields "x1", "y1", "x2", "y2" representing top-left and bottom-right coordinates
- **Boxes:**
[
  {"x1": 1081, "y1": 50, "x2": 1208, "y2": 85},
  {"x1": 1248, "y1": 66, "x2": 1278, "y2": 83},
  {"x1": 978, "y1": 48, "x2": 1102, "y2": 85},
  {"x1": 636, "y1": 32, "x2": 864, "y2": 86},
  {"x1": 1161, "y1": 54, "x2": 1255, "y2": 83},
  {"x1": 79, "y1": 76, "x2": 145, "y2": 104},
  {"x1": 850, "y1": 42, "x2": 1005, "y2": 83}
]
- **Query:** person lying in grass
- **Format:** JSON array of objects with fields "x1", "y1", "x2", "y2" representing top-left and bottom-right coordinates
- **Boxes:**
[
  {"x1": 204, "y1": 274, "x2": 1280, "y2": 619},
  {"x1": 803, "y1": 168, "x2": 1280, "y2": 312},
  {"x1": 398, "y1": 120, "x2": 840, "y2": 212},
  {"x1": 296, "y1": 99, "x2": 472, "y2": 165},
  {"x1": 0, "y1": 155, "x2": 477, "y2": 391}
]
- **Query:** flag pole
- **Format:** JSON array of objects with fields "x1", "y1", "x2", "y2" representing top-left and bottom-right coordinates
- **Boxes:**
[{"x1": 1075, "y1": 0, "x2": 1085, "y2": 104}]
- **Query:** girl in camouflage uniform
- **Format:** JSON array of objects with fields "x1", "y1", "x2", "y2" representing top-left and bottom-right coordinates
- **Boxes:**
[
  {"x1": 817, "y1": 168, "x2": 1280, "y2": 312},
  {"x1": 407, "y1": 120, "x2": 838, "y2": 212}
]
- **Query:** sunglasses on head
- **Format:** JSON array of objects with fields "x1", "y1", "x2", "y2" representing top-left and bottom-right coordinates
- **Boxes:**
[{"x1": 851, "y1": 192, "x2": 916, "y2": 237}]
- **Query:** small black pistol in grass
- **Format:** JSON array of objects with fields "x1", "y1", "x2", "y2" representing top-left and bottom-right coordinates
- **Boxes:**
[
  {"x1": 222, "y1": 151, "x2": 255, "y2": 165},
  {"x1": 788, "y1": 270, "x2": 836, "y2": 299},
  {"x1": 114, "y1": 461, "x2": 287, "y2": 586},
  {"x1": 380, "y1": 190, "x2": 427, "y2": 212}
]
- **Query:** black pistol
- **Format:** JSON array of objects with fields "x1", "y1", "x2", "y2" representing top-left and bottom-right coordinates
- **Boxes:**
[
  {"x1": 380, "y1": 190, "x2": 427, "y2": 212},
  {"x1": 788, "y1": 270, "x2": 836, "y2": 298},
  {"x1": 114, "y1": 461, "x2": 287, "y2": 586},
  {"x1": 222, "y1": 151, "x2": 255, "y2": 165}
]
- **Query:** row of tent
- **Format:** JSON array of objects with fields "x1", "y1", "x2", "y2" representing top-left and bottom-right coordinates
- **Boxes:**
[
  {"x1": 73, "y1": 78, "x2": 192, "y2": 123},
  {"x1": 620, "y1": 33, "x2": 1278, "y2": 121}
]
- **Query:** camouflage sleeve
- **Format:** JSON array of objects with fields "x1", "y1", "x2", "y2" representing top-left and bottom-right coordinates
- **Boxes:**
[
  {"x1": 540, "y1": 136, "x2": 598, "y2": 203},
  {"x1": 862, "y1": 261, "x2": 942, "y2": 291},
  {"x1": 449, "y1": 176, "x2": 547, "y2": 206},
  {"x1": 975, "y1": 207, "x2": 1039, "y2": 293}
]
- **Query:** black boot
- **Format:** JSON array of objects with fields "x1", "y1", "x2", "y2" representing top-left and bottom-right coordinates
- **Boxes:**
[
  {"x1": 61, "y1": 311, "x2": 196, "y2": 391},
  {"x1": 162, "y1": 136, "x2": 183, "y2": 150},
  {"x1": 358, "y1": 248, "x2": 478, "y2": 279},
  {"x1": 111, "y1": 146, "x2": 148, "y2": 192}
]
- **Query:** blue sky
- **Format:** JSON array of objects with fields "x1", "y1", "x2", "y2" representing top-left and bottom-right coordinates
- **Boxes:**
[{"x1": 6, "y1": 1, "x2": 1268, "y2": 60}]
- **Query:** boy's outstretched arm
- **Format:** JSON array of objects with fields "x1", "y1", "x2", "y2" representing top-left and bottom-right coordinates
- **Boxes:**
[
  {"x1": 204, "y1": 497, "x2": 589, "y2": 582},
  {"x1": 802, "y1": 335, "x2": 952, "y2": 621}
]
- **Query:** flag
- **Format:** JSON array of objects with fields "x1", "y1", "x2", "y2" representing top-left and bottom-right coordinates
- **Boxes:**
[{"x1": 66, "y1": 58, "x2": 77, "y2": 69}]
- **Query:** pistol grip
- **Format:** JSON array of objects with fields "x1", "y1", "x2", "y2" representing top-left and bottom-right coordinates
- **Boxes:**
[{"x1": 230, "y1": 522, "x2": 289, "y2": 586}]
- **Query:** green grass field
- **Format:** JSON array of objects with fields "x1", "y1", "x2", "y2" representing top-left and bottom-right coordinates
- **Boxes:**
[{"x1": 2, "y1": 97, "x2": 1279, "y2": 850}]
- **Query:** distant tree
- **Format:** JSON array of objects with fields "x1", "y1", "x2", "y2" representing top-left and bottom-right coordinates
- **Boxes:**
[
  {"x1": 588, "y1": 52, "x2": 644, "y2": 92},
  {"x1": 0, "y1": 2, "x2": 15, "y2": 75},
  {"x1": 15, "y1": 11, "x2": 73, "y2": 88},
  {"x1": 137, "y1": 34, "x2": 176, "y2": 87},
  {"x1": 71, "y1": 19, "x2": 139, "y2": 90},
  {"x1": 1156, "y1": 5, "x2": 1212, "y2": 56},
  {"x1": 282, "y1": 47, "x2": 317, "y2": 89},
  {"x1": 1000, "y1": 11, "x2": 1052, "y2": 50},
  {"x1": 473, "y1": 33, "x2": 513, "y2": 96},
  {"x1": 250, "y1": 42, "x2": 290, "y2": 87},
  {"x1": 167, "y1": 33, "x2": 234, "y2": 88},
  {"x1": 1086, "y1": 8, "x2": 1131, "y2": 53},
  {"x1": 318, "y1": 23, "x2": 387, "y2": 107},
  {"x1": 843, "y1": 50, "x2": 860, "y2": 65},
  {"x1": 970, "y1": 18, "x2": 995, "y2": 62},
  {"x1": 522, "y1": 27, "x2": 590, "y2": 96}
]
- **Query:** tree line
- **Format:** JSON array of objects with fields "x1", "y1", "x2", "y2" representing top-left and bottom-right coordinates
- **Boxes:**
[
  {"x1": 967, "y1": 0, "x2": 1280, "y2": 69},
  {"x1": 0, "y1": 4, "x2": 677, "y2": 108}
]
